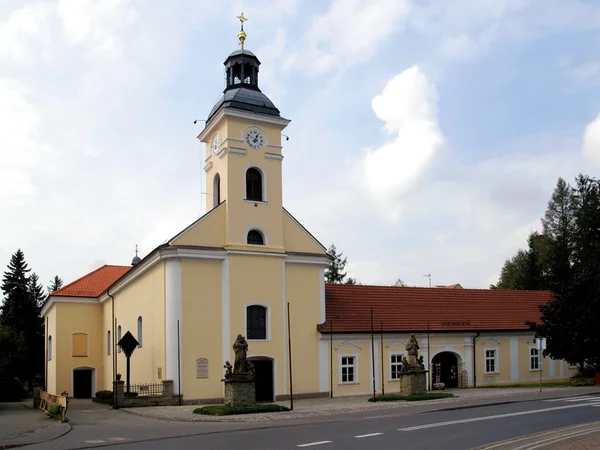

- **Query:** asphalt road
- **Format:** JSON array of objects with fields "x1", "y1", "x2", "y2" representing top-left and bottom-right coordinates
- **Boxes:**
[{"x1": 81, "y1": 394, "x2": 600, "y2": 450}]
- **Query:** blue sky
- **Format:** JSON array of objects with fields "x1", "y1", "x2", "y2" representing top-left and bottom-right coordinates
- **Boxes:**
[{"x1": 1, "y1": 0, "x2": 599, "y2": 290}]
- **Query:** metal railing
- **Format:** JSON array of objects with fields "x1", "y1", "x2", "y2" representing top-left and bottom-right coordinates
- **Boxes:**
[{"x1": 128, "y1": 383, "x2": 164, "y2": 396}]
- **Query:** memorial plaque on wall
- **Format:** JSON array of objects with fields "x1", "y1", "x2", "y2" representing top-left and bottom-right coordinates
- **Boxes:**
[{"x1": 196, "y1": 358, "x2": 209, "y2": 378}]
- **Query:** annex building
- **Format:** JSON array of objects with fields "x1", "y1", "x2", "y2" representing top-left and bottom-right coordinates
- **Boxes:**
[{"x1": 41, "y1": 22, "x2": 576, "y2": 401}]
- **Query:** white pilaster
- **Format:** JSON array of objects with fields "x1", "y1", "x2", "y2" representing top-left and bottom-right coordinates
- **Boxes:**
[
  {"x1": 510, "y1": 337, "x2": 519, "y2": 382},
  {"x1": 319, "y1": 268, "x2": 325, "y2": 323},
  {"x1": 464, "y1": 337, "x2": 473, "y2": 387},
  {"x1": 319, "y1": 340, "x2": 328, "y2": 392},
  {"x1": 421, "y1": 335, "x2": 430, "y2": 389},
  {"x1": 374, "y1": 337, "x2": 380, "y2": 393},
  {"x1": 221, "y1": 256, "x2": 230, "y2": 393},
  {"x1": 165, "y1": 259, "x2": 182, "y2": 394},
  {"x1": 282, "y1": 260, "x2": 287, "y2": 395}
]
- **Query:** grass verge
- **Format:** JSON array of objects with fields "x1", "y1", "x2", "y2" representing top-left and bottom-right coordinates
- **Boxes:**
[
  {"x1": 369, "y1": 392, "x2": 454, "y2": 402},
  {"x1": 193, "y1": 404, "x2": 291, "y2": 416}
]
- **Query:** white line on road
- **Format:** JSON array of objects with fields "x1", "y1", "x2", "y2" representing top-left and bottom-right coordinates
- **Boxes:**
[
  {"x1": 514, "y1": 426, "x2": 600, "y2": 450},
  {"x1": 544, "y1": 396, "x2": 598, "y2": 402},
  {"x1": 398, "y1": 404, "x2": 590, "y2": 432},
  {"x1": 477, "y1": 422, "x2": 596, "y2": 449},
  {"x1": 354, "y1": 433, "x2": 384, "y2": 439},
  {"x1": 297, "y1": 441, "x2": 333, "y2": 447}
]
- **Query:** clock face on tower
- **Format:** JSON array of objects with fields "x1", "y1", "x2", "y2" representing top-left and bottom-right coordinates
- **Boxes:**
[
  {"x1": 245, "y1": 129, "x2": 264, "y2": 149},
  {"x1": 211, "y1": 132, "x2": 221, "y2": 155}
]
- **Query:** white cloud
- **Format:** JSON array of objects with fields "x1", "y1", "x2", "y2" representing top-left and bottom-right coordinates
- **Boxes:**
[
  {"x1": 359, "y1": 66, "x2": 444, "y2": 222},
  {"x1": 285, "y1": 0, "x2": 410, "y2": 75},
  {"x1": 583, "y1": 114, "x2": 600, "y2": 163}
]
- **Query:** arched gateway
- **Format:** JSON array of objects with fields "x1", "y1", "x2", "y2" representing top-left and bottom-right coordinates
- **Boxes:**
[{"x1": 431, "y1": 351, "x2": 460, "y2": 388}]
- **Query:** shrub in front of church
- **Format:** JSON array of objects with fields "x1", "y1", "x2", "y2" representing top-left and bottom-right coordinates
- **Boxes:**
[
  {"x1": 194, "y1": 404, "x2": 290, "y2": 416},
  {"x1": 368, "y1": 392, "x2": 454, "y2": 402},
  {"x1": 93, "y1": 390, "x2": 113, "y2": 404}
]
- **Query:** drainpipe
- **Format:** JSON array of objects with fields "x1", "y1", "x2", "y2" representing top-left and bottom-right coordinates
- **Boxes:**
[
  {"x1": 473, "y1": 331, "x2": 480, "y2": 387},
  {"x1": 107, "y1": 289, "x2": 116, "y2": 408}
]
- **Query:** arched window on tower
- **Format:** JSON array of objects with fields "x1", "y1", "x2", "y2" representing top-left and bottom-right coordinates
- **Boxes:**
[
  {"x1": 246, "y1": 168, "x2": 263, "y2": 201},
  {"x1": 247, "y1": 229, "x2": 265, "y2": 245},
  {"x1": 213, "y1": 173, "x2": 221, "y2": 208}
]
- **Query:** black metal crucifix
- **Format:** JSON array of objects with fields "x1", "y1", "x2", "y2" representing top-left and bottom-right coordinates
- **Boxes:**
[{"x1": 117, "y1": 331, "x2": 139, "y2": 394}]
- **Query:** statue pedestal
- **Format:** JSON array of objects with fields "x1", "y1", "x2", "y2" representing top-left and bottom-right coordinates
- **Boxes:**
[
  {"x1": 399, "y1": 367, "x2": 428, "y2": 395},
  {"x1": 223, "y1": 378, "x2": 256, "y2": 405}
]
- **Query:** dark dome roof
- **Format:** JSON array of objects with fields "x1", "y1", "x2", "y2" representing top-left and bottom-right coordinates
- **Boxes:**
[
  {"x1": 131, "y1": 255, "x2": 141, "y2": 266},
  {"x1": 226, "y1": 49, "x2": 258, "y2": 59},
  {"x1": 207, "y1": 87, "x2": 280, "y2": 122}
]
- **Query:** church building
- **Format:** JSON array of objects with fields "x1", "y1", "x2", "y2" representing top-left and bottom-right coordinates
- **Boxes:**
[{"x1": 42, "y1": 20, "x2": 577, "y2": 402}]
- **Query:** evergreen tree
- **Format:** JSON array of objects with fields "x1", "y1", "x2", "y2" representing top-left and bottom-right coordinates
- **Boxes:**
[
  {"x1": 541, "y1": 177, "x2": 575, "y2": 290},
  {"x1": 0, "y1": 250, "x2": 44, "y2": 389},
  {"x1": 325, "y1": 244, "x2": 347, "y2": 284},
  {"x1": 47, "y1": 276, "x2": 63, "y2": 294},
  {"x1": 345, "y1": 277, "x2": 359, "y2": 285},
  {"x1": 29, "y1": 273, "x2": 46, "y2": 309}
]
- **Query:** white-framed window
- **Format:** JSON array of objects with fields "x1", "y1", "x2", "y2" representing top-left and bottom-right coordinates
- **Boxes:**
[
  {"x1": 390, "y1": 353, "x2": 404, "y2": 380},
  {"x1": 107, "y1": 330, "x2": 111, "y2": 356},
  {"x1": 47, "y1": 335, "x2": 52, "y2": 361},
  {"x1": 529, "y1": 347, "x2": 540, "y2": 371},
  {"x1": 247, "y1": 229, "x2": 266, "y2": 245},
  {"x1": 484, "y1": 348, "x2": 498, "y2": 373},
  {"x1": 117, "y1": 325, "x2": 122, "y2": 353},
  {"x1": 340, "y1": 355, "x2": 357, "y2": 383},
  {"x1": 137, "y1": 316, "x2": 143, "y2": 347},
  {"x1": 246, "y1": 304, "x2": 268, "y2": 340}
]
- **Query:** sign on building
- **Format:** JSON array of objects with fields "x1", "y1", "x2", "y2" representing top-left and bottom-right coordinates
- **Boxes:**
[{"x1": 196, "y1": 358, "x2": 209, "y2": 379}]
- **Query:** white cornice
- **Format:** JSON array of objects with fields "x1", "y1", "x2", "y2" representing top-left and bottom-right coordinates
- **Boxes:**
[
  {"x1": 228, "y1": 147, "x2": 247, "y2": 156},
  {"x1": 41, "y1": 296, "x2": 99, "y2": 317},
  {"x1": 227, "y1": 249, "x2": 286, "y2": 258},
  {"x1": 285, "y1": 255, "x2": 331, "y2": 268},
  {"x1": 198, "y1": 108, "x2": 291, "y2": 142},
  {"x1": 265, "y1": 153, "x2": 283, "y2": 161}
]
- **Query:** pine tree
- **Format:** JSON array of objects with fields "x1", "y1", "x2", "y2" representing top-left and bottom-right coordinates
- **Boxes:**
[
  {"x1": 47, "y1": 276, "x2": 63, "y2": 294},
  {"x1": 29, "y1": 273, "x2": 46, "y2": 309},
  {"x1": 541, "y1": 177, "x2": 574, "y2": 290},
  {"x1": 1, "y1": 249, "x2": 31, "y2": 327},
  {"x1": 325, "y1": 244, "x2": 347, "y2": 284}
]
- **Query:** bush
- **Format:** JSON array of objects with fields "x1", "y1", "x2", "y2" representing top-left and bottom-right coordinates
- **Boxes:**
[
  {"x1": 93, "y1": 390, "x2": 113, "y2": 405},
  {"x1": 369, "y1": 392, "x2": 454, "y2": 402},
  {"x1": 194, "y1": 404, "x2": 290, "y2": 416},
  {"x1": 46, "y1": 404, "x2": 63, "y2": 421},
  {"x1": 569, "y1": 376, "x2": 596, "y2": 387}
]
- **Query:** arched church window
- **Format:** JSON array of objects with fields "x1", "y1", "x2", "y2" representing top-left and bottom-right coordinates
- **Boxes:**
[
  {"x1": 246, "y1": 305, "x2": 267, "y2": 340},
  {"x1": 107, "y1": 330, "x2": 111, "y2": 356},
  {"x1": 47, "y1": 335, "x2": 52, "y2": 361},
  {"x1": 246, "y1": 168, "x2": 263, "y2": 201},
  {"x1": 213, "y1": 173, "x2": 221, "y2": 208},
  {"x1": 137, "y1": 316, "x2": 143, "y2": 348},
  {"x1": 247, "y1": 229, "x2": 265, "y2": 245},
  {"x1": 117, "y1": 325, "x2": 122, "y2": 353}
]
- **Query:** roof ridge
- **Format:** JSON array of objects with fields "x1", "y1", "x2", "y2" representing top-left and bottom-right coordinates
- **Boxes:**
[{"x1": 325, "y1": 283, "x2": 551, "y2": 293}]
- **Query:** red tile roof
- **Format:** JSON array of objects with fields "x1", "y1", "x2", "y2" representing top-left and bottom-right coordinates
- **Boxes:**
[
  {"x1": 321, "y1": 284, "x2": 552, "y2": 333},
  {"x1": 52, "y1": 265, "x2": 130, "y2": 298}
]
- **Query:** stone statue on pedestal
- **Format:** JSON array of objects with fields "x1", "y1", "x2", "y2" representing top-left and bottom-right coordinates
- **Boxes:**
[
  {"x1": 233, "y1": 334, "x2": 248, "y2": 374},
  {"x1": 222, "y1": 334, "x2": 256, "y2": 405},
  {"x1": 398, "y1": 334, "x2": 428, "y2": 395}
]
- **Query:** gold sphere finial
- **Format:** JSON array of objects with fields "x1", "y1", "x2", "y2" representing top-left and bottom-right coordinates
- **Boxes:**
[{"x1": 237, "y1": 12, "x2": 248, "y2": 49}]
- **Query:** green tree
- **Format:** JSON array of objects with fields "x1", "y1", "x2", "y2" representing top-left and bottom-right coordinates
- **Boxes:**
[
  {"x1": 345, "y1": 277, "x2": 359, "y2": 285},
  {"x1": 47, "y1": 276, "x2": 63, "y2": 294},
  {"x1": 529, "y1": 175, "x2": 600, "y2": 369},
  {"x1": 394, "y1": 278, "x2": 406, "y2": 287},
  {"x1": 325, "y1": 244, "x2": 347, "y2": 284},
  {"x1": 0, "y1": 326, "x2": 26, "y2": 401},
  {"x1": 0, "y1": 250, "x2": 44, "y2": 390}
]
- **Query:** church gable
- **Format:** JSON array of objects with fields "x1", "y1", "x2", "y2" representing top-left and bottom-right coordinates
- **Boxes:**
[
  {"x1": 283, "y1": 208, "x2": 327, "y2": 255},
  {"x1": 169, "y1": 202, "x2": 226, "y2": 248}
]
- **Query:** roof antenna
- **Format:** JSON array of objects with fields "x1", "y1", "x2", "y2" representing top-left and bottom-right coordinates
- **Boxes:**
[{"x1": 423, "y1": 273, "x2": 431, "y2": 288}]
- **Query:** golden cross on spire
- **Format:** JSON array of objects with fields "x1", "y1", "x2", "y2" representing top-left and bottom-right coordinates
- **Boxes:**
[
  {"x1": 236, "y1": 12, "x2": 248, "y2": 49},
  {"x1": 237, "y1": 12, "x2": 248, "y2": 30}
]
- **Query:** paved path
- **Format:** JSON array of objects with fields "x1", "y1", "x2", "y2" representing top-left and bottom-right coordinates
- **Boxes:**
[
  {"x1": 123, "y1": 386, "x2": 600, "y2": 422},
  {"x1": 0, "y1": 401, "x2": 70, "y2": 449}
]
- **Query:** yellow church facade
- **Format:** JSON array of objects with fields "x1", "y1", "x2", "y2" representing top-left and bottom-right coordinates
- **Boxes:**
[{"x1": 41, "y1": 23, "x2": 578, "y2": 402}]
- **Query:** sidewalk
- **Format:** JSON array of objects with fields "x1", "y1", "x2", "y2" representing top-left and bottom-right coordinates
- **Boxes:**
[
  {"x1": 122, "y1": 386, "x2": 600, "y2": 423},
  {"x1": 0, "y1": 402, "x2": 70, "y2": 449}
]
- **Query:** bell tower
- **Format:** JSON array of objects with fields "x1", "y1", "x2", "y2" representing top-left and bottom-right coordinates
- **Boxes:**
[{"x1": 197, "y1": 14, "x2": 291, "y2": 252}]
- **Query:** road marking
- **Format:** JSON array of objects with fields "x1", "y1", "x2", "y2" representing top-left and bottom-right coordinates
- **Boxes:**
[
  {"x1": 297, "y1": 441, "x2": 333, "y2": 447},
  {"x1": 398, "y1": 404, "x2": 590, "y2": 432},
  {"x1": 82, "y1": 440, "x2": 106, "y2": 444},
  {"x1": 477, "y1": 422, "x2": 596, "y2": 449},
  {"x1": 106, "y1": 437, "x2": 128, "y2": 441},
  {"x1": 354, "y1": 433, "x2": 383, "y2": 438},
  {"x1": 564, "y1": 397, "x2": 599, "y2": 402},
  {"x1": 544, "y1": 396, "x2": 598, "y2": 402},
  {"x1": 515, "y1": 427, "x2": 600, "y2": 450}
]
